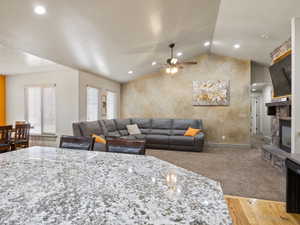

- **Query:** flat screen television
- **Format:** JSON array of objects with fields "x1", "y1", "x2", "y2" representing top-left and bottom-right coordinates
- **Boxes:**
[{"x1": 269, "y1": 54, "x2": 291, "y2": 97}]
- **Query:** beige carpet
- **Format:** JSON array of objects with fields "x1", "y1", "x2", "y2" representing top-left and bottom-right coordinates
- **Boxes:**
[{"x1": 146, "y1": 147, "x2": 285, "y2": 201}]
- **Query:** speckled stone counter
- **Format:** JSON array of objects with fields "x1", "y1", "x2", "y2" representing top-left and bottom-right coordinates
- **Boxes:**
[
  {"x1": 0, "y1": 146, "x2": 232, "y2": 225},
  {"x1": 288, "y1": 153, "x2": 300, "y2": 165}
]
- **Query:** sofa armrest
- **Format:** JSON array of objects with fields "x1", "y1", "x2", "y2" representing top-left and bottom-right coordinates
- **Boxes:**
[
  {"x1": 194, "y1": 132, "x2": 205, "y2": 152},
  {"x1": 73, "y1": 123, "x2": 83, "y2": 136}
]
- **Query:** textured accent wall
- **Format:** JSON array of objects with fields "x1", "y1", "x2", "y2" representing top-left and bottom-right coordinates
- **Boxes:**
[
  {"x1": 121, "y1": 54, "x2": 251, "y2": 145},
  {"x1": 0, "y1": 75, "x2": 5, "y2": 125}
]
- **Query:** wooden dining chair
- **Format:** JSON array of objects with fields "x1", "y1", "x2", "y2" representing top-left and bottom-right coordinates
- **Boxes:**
[
  {"x1": 15, "y1": 121, "x2": 26, "y2": 125},
  {"x1": 0, "y1": 125, "x2": 13, "y2": 152},
  {"x1": 11, "y1": 124, "x2": 31, "y2": 150},
  {"x1": 59, "y1": 135, "x2": 95, "y2": 151}
]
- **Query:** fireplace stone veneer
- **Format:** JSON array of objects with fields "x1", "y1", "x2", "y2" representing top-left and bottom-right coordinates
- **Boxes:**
[
  {"x1": 263, "y1": 99, "x2": 292, "y2": 172},
  {"x1": 279, "y1": 119, "x2": 291, "y2": 153}
]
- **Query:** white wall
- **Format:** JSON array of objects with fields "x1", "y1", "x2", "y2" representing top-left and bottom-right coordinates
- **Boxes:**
[
  {"x1": 251, "y1": 62, "x2": 272, "y2": 84},
  {"x1": 292, "y1": 17, "x2": 300, "y2": 154},
  {"x1": 78, "y1": 71, "x2": 121, "y2": 121},
  {"x1": 6, "y1": 68, "x2": 80, "y2": 140},
  {"x1": 261, "y1": 85, "x2": 273, "y2": 138}
]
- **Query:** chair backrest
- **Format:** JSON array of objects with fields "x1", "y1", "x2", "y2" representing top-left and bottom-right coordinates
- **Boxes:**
[
  {"x1": 15, "y1": 121, "x2": 26, "y2": 125},
  {"x1": 59, "y1": 135, "x2": 95, "y2": 151},
  {"x1": 0, "y1": 125, "x2": 12, "y2": 144},
  {"x1": 15, "y1": 124, "x2": 31, "y2": 142}
]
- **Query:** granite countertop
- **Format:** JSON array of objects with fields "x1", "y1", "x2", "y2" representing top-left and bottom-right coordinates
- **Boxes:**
[
  {"x1": 0, "y1": 146, "x2": 232, "y2": 225},
  {"x1": 288, "y1": 153, "x2": 300, "y2": 165}
]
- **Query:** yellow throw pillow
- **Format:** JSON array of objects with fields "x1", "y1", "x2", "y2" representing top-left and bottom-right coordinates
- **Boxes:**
[
  {"x1": 184, "y1": 127, "x2": 201, "y2": 137},
  {"x1": 92, "y1": 134, "x2": 106, "y2": 144}
]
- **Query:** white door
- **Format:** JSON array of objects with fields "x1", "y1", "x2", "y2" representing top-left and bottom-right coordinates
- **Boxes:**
[
  {"x1": 255, "y1": 96, "x2": 262, "y2": 135},
  {"x1": 251, "y1": 97, "x2": 257, "y2": 135},
  {"x1": 251, "y1": 95, "x2": 262, "y2": 135}
]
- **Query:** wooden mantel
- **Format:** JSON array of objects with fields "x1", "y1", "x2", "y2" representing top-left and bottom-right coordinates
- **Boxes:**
[{"x1": 266, "y1": 99, "x2": 291, "y2": 107}]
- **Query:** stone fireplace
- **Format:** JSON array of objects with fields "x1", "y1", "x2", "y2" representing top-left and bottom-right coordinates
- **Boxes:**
[
  {"x1": 279, "y1": 119, "x2": 291, "y2": 153},
  {"x1": 262, "y1": 99, "x2": 291, "y2": 171}
]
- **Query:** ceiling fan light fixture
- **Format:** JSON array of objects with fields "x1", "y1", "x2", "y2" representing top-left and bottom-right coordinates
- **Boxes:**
[
  {"x1": 170, "y1": 58, "x2": 178, "y2": 65},
  {"x1": 166, "y1": 67, "x2": 171, "y2": 74},
  {"x1": 171, "y1": 67, "x2": 178, "y2": 74},
  {"x1": 177, "y1": 52, "x2": 183, "y2": 57}
]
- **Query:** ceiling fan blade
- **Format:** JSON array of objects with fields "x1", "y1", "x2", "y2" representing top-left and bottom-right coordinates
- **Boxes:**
[{"x1": 179, "y1": 61, "x2": 198, "y2": 65}]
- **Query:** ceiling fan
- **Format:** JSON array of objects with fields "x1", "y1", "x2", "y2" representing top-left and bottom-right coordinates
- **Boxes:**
[{"x1": 165, "y1": 43, "x2": 197, "y2": 74}]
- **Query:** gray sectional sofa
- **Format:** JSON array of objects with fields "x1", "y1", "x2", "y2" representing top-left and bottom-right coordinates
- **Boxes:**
[{"x1": 73, "y1": 118, "x2": 204, "y2": 152}]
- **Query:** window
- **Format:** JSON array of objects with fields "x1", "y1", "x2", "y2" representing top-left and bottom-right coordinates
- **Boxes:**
[
  {"x1": 25, "y1": 85, "x2": 56, "y2": 135},
  {"x1": 86, "y1": 86, "x2": 100, "y2": 121},
  {"x1": 86, "y1": 87, "x2": 118, "y2": 120},
  {"x1": 106, "y1": 91, "x2": 117, "y2": 119}
]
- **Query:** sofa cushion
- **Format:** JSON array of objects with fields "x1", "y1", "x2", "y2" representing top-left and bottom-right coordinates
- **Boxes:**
[
  {"x1": 115, "y1": 119, "x2": 131, "y2": 136},
  {"x1": 73, "y1": 123, "x2": 83, "y2": 136},
  {"x1": 151, "y1": 129, "x2": 170, "y2": 135},
  {"x1": 134, "y1": 134, "x2": 146, "y2": 140},
  {"x1": 79, "y1": 121, "x2": 103, "y2": 137},
  {"x1": 169, "y1": 136, "x2": 194, "y2": 146},
  {"x1": 107, "y1": 131, "x2": 121, "y2": 137},
  {"x1": 131, "y1": 118, "x2": 152, "y2": 129},
  {"x1": 152, "y1": 119, "x2": 172, "y2": 129},
  {"x1": 101, "y1": 119, "x2": 118, "y2": 132},
  {"x1": 119, "y1": 130, "x2": 129, "y2": 136},
  {"x1": 172, "y1": 130, "x2": 186, "y2": 136},
  {"x1": 146, "y1": 134, "x2": 169, "y2": 144},
  {"x1": 101, "y1": 119, "x2": 121, "y2": 137},
  {"x1": 140, "y1": 129, "x2": 151, "y2": 134},
  {"x1": 114, "y1": 119, "x2": 132, "y2": 129},
  {"x1": 172, "y1": 119, "x2": 200, "y2": 130}
]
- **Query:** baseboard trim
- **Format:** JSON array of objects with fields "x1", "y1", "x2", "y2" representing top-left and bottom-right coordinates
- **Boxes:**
[{"x1": 205, "y1": 142, "x2": 251, "y2": 149}]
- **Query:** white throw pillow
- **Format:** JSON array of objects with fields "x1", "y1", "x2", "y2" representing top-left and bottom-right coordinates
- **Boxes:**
[{"x1": 126, "y1": 124, "x2": 141, "y2": 135}]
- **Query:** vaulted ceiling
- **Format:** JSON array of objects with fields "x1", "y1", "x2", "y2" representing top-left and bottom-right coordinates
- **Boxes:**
[
  {"x1": 0, "y1": 0, "x2": 299, "y2": 82},
  {"x1": 0, "y1": 44, "x2": 68, "y2": 75}
]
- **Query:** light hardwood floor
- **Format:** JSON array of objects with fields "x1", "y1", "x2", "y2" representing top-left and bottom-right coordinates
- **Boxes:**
[{"x1": 225, "y1": 195, "x2": 300, "y2": 225}]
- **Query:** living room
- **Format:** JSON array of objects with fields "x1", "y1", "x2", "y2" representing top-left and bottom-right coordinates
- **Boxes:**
[{"x1": 0, "y1": 0, "x2": 300, "y2": 224}]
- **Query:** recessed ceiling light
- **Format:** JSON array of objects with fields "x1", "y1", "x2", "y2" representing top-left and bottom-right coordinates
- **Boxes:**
[
  {"x1": 34, "y1": 6, "x2": 47, "y2": 15},
  {"x1": 128, "y1": 70, "x2": 133, "y2": 74},
  {"x1": 152, "y1": 61, "x2": 157, "y2": 66},
  {"x1": 177, "y1": 52, "x2": 183, "y2": 57},
  {"x1": 204, "y1": 41, "x2": 210, "y2": 47},
  {"x1": 233, "y1": 44, "x2": 240, "y2": 49}
]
